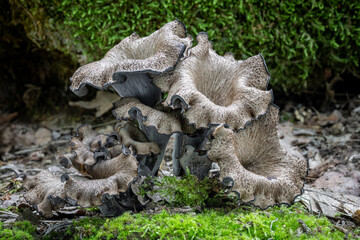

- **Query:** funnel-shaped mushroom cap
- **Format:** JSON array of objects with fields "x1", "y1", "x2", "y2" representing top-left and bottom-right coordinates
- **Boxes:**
[
  {"x1": 207, "y1": 104, "x2": 307, "y2": 208},
  {"x1": 70, "y1": 20, "x2": 193, "y2": 98},
  {"x1": 23, "y1": 152, "x2": 138, "y2": 216},
  {"x1": 63, "y1": 152, "x2": 138, "y2": 207},
  {"x1": 23, "y1": 171, "x2": 66, "y2": 218},
  {"x1": 153, "y1": 33, "x2": 273, "y2": 131},
  {"x1": 60, "y1": 124, "x2": 158, "y2": 179}
]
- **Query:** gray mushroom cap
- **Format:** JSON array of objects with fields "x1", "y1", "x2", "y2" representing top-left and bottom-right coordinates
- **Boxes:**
[
  {"x1": 70, "y1": 20, "x2": 192, "y2": 106},
  {"x1": 153, "y1": 33, "x2": 273, "y2": 131},
  {"x1": 23, "y1": 124, "x2": 163, "y2": 217},
  {"x1": 207, "y1": 104, "x2": 307, "y2": 208}
]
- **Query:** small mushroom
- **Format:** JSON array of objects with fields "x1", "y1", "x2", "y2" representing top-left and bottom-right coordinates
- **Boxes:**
[
  {"x1": 70, "y1": 20, "x2": 192, "y2": 106},
  {"x1": 23, "y1": 126, "x2": 160, "y2": 217},
  {"x1": 63, "y1": 151, "x2": 138, "y2": 207},
  {"x1": 153, "y1": 32, "x2": 273, "y2": 130},
  {"x1": 24, "y1": 151, "x2": 138, "y2": 217},
  {"x1": 207, "y1": 104, "x2": 307, "y2": 208},
  {"x1": 113, "y1": 97, "x2": 182, "y2": 174},
  {"x1": 114, "y1": 122, "x2": 160, "y2": 156}
]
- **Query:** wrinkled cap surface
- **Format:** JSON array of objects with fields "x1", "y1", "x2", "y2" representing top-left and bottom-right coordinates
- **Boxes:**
[
  {"x1": 70, "y1": 20, "x2": 192, "y2": 97},
  {"x1": 153, "y1": 33, "x2": 273, "y2": 131},
  {"x1": 207, "y1": 104, "x2": 307, "y2": 208}
]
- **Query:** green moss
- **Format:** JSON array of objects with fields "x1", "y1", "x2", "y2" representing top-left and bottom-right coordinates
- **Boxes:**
[
  {"x1": 55, "y1": 203, "x2": 348, "y2": 240},
  {"x1": 0, "y1": 221, "x2": 36, "y2": 240},
  {"x1": 1, "y1": 205, "x2": 356, "y2": 239},
  {"x1": 146, "y1": 171, "x2": 215, "y2": 207},
  {"x1": 10, "y1": 0, "x2": 360, "y2": 94}
]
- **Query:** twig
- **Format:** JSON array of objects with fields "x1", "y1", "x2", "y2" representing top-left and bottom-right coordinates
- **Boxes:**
[
  {"x1": 0, "y1": 165, "x2": 22, "y2": 176},
  {"x1": 53, "y1": 120, "x2": 118, "y2": 131},
  {"x1": 92, "y1": 120, "x2": 118, "y2": 128},
  {"x1": 333, "y1": 225, "x2": 349, "y2": 235},
  {"x1": 297, "y1": 219, "x2": 312, "y2": 234},
  {"x1": 14, "y1": 147, "x2": 42, "y2": 155},
  {"x1": 270, "y1": 218, "x2": 278, "y2": 231},
  {"x1": 12, "y1": 139, "x2": 69, "y2": 156},
  {"x1": 41, "y1": 220, "x2": 74, "y2": 236},
  {"x1": 0, "y1": 210, "x2": 18, "y2": 217}
]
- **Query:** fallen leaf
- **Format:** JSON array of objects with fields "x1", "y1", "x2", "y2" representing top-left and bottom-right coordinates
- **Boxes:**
[
  {"x1": 298, "y1": 187, "x2": 360, "y2": 219},
  {"x1": 69, "y1": 91, "x2": 120, "y2": 117}
]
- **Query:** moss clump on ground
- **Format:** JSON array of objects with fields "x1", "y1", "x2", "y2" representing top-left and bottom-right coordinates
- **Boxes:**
[
  {"x1": 143, "y1": 171, "x2": 216, "y2": 207},
  {"x1": 0, "y1": 221, "x2": 36, "y2": 240},
  {"x1": 41, "y1": 203, "x2": 348, "y2": 240},
  {"x1": 9, "y1": 0, "x2": 360, "y2": 94}
]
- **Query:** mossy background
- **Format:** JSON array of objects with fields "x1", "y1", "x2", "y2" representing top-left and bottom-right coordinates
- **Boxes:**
[{"x1": 4, "y1": 0, "x2": 360, "y2": 97}]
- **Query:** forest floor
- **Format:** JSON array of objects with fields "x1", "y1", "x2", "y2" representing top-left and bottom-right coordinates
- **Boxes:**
[{"x1": 0, "y1": 94, "x2": 359, "y2": 239}]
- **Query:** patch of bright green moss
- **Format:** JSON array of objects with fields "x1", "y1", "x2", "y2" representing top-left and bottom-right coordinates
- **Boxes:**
[
  {"x1": 147, "y1": 171, "x2": 216, "y2": 207},
  {"x1": 63, "y1": 204, "x2": 346, "y2": 240},
  {"x1": 0, "y1": 221, "x2": 36, "y2": 240}
]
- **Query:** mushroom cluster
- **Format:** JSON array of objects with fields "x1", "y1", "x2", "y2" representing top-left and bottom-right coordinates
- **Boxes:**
[{"x1": 24, "y1": 20, "x2": 307, "y2": 217}]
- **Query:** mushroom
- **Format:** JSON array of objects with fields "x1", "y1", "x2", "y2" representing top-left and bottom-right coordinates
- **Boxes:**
[
  {"x1": 207, "y1": 104, "x2": 308, "y2": 208},
  {"x1": 113, "y1": 97, "x2": 182, "y2": 174},
  {"x1": 178, "y1": 145, "x2": 213, "y2": 180},
  {"x1": 70, "y1": 20, "x2": 192, "y2": 106},
  {"x1": 23, "y1": 125, "x2": 161, "y2": 217},
  {"x1": 171, "y1": 128, "x2": 214, "y2": 178},
  {"x1": 153, "y1": 32, "x2": 273, "y2": 130},
  {"x1": 62, "y1": 150, "x2": 138, "y2": 207},
  {"x1": 23, "y1": 171, "x2": 66, "y2": 218},
  {"x1": 24, "y1": 20, "x2": 307, "y2": 215}
]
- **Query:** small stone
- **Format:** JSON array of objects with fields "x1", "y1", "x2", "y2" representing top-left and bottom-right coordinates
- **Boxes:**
[
  {"x1": 28, "y1": 151, "x2": 44, "y2": 161},
  {"x1": 35, "y1": 127, "x2": 51, "y2": 145},
  {"x1": 312, "y1": 171, "x2": 360, "y2": 195},
  {"x1": 330, "y1": 122, "x2": 344, "y2": 136},
  {"x1": 48, "y1": 166, "x2": 65, "y2": 174},
  {"x1": 351, "y1": 106, "x2": 360, "y2": 116},
  {"x1": 307, "y1": 146, "x2": 319, "y2": 159},
  {"x1": 348, "y1": 171, "x2": 360, "y2": 182},
  {"x1": 308, "y1": 152, "x2": 323, "y2": 169},
  {"x1": 291, "y1": 137, "x2": 311, "y2": 146},
  {"x1": 326, "y1": 134, "x2": 352, "y2": 146},
  {"x1": 51, "y1": 131, "x2": 61, "y2": 140},
  {"x1": 352, "y1": 209, "x2": 360, "y2": 225},
  {"x1": 292, "y1": 128, "x2": 316, "y2": 136}
]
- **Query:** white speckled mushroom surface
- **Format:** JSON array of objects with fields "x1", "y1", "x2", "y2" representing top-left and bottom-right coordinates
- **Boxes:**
[
  {"x1": 70, "y1": 20, "x2": 192, "y2": 96},
  {"x1": 153, "y1": 33, "x2": 273, "y2": 131},
  {"x1": 207, "y1": 104, "x2": 307, "y2": 208}
]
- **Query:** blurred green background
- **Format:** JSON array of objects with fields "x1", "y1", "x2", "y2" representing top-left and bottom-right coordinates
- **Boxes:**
[{"x1": 1, "y1": 0, "x2": 359, "y2": 118}]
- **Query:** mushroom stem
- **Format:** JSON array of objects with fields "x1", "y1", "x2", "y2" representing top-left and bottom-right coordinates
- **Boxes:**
[{"x1": 172, "y1": 132, "x2": 184, "y2": 176}]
